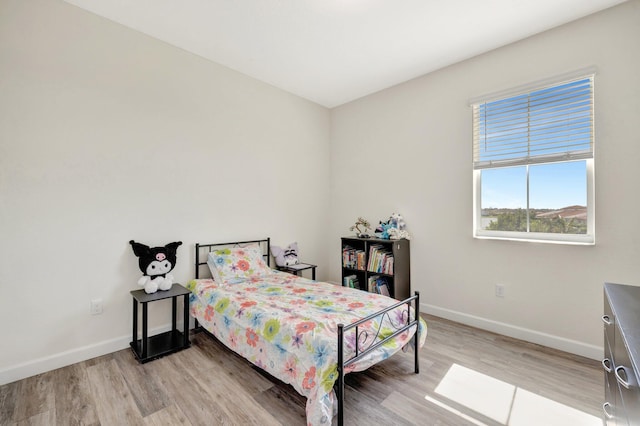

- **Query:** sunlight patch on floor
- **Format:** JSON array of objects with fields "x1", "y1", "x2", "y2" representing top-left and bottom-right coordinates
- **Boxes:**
[
  {"x1": 428, "y1": 363, "x2": 601, "y2": 426},
  {"x1": 434, "y1": 363, "x2": 515, "y2": 423},
  {"x1": 509, "y1": 387, "x2": 601, "y2": 426},
  {"x1": 423, "y1": 395, "x2": 488, "y2": 426}
]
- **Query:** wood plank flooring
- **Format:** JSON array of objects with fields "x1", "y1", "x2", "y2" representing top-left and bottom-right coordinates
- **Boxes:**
[{"x1": 0, "y1": 315, "x2": 602, "y2": 425}]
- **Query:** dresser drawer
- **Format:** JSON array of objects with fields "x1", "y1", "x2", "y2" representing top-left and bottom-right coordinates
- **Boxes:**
[
  {"x1": 603, "y1": 283, "x2": 640, "y2": 426},
  {"x1": 603, "y1": 296, "x2": 615, "y2": 350},
  {"x1": 604, "y1": 335, "x2": 621, "y2": 425},
  {"x1": 616, "y1": 397, "x2": 631, "y2": 426},
  {"x1": 615, "y1": 330, "x2": 640, "y2": 426}
]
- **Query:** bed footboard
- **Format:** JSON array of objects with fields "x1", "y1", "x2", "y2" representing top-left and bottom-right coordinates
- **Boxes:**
[{"x1": 335, "y1": 291, "x2": 420, "y2": 426}]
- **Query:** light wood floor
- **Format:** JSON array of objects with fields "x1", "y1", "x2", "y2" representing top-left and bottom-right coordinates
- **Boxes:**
[{"x1": 0, "y1": 315, "x2": 602, "y2": 425}]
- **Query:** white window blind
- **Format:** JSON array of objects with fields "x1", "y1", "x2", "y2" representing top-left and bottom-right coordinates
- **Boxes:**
[{"x1": 472, "y1": 76, "x2": 594, "y2": 170}]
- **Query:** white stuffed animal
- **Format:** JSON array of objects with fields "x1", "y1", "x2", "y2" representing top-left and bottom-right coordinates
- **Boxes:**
[
  {"x1": 390, "y1": 213, "x2": 406, "y2": 230},
  {"x1": 388, "y1": 227, "x2": 411, "y2": 240},
  {"x1": 270, "y1": 242, "x2": 299, "y2": 267},
  {"x1": 388, "y1": 213, "x2": 410, "y2": 239}
]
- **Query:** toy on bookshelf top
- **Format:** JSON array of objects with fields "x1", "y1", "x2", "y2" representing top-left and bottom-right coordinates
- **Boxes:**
[{"x1": 375, "y1": 213, "x2": 411, "y2": 240}]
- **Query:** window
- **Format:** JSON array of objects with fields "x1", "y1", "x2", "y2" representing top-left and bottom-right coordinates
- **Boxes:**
[{"x1": 472, "y1": 74, "x2": 595, "y2": 244}]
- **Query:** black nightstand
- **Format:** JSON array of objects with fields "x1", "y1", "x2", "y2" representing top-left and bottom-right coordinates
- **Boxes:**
[
  {"x1": 130, "y1": 283, "x2": 191, "y2": 363},
  {"x1": 278, "y1": 263, "x2": 317, "y2": 280}
]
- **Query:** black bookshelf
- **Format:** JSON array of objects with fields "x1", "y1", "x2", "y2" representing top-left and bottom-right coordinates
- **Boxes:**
[{"x1": 341, "y1": 236, "x2": 410, "y2": 300}]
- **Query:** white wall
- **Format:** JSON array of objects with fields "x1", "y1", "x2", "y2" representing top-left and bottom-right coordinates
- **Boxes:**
[
  {"x1": 0, "y1": 0, "x2": 330, "y2": 384},
  {"x1": 2, "y1": 0, "x2": 637, "y2": 386},
  {"x1": 329, "y1": 0, "x2": 640, "y2": 359}
]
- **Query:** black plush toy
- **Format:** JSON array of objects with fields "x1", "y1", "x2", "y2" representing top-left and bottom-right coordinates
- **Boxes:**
[{"x1": 130, "y1": 240, "x2": 182, "y2": 294}]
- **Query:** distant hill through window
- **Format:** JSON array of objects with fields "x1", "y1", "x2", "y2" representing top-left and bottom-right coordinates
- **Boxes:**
[{"x1": 481, "y1": 206, "x2": 587, "y2": 234}]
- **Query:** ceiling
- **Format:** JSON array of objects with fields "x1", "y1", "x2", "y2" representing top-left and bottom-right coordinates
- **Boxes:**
[{"x1": 63, "y1": 0, "x2": 626, "y2": 108}]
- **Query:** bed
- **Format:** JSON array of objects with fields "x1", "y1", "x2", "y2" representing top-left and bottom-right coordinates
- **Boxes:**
[{"x1": 187, "y1": 238, "x2": 426, "y2": 426}]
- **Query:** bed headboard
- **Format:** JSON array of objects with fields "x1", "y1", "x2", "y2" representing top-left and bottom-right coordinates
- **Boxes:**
[{"x1": 194, "y1": 238, "x2": 271, "y2": 279}]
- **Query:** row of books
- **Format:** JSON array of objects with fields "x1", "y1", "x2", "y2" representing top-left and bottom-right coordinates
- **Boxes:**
[
  {"x1": 343, "y1": 274, "x2": 360, "y2": 289},
  {"x1": 368, "y1": 275, "x2": 390, "y2": 297},
  {"x1": 342, "y1": 246, "x2": 366, "y2": 270},
  {"x1": 344, "y1": 274, "x2": 391, "y2": 297},
  {"x1": 367, "y1": 244, "x2": 394, "y2": 275}
]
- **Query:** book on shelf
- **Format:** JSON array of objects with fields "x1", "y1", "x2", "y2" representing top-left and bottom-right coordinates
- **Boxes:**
[
  {"x1": 343, "y1": 274, "x2": 360, "y2": 289},
  {"x1": 367, "y1": 275, "x2": 391, "y2": 296},
  {"x1": 367, "y1": 275, "x2": 378, "y2": 292},
  {"x1": 378, "y1": 282, "x2": 390, "y2": 297},
  {"x1": 367, "y1": 244, "x2": 394, "y2": 275},
  {"x1": 342, "y1": 246, "x2": 366, "y2": 270}
]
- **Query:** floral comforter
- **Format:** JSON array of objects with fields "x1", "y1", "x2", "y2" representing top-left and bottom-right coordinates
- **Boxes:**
[{"x1": 187, "y1": 271, "x2": 427, "y2": 425}]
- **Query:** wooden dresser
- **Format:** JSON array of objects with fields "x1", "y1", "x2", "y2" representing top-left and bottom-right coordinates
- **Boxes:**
[{"x1": 603, "y1": 283, "x2": 640, "y2": 425}]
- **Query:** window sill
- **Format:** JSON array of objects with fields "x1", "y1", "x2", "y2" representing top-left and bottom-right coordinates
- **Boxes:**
[{"x1": 474, "y1": 231, "x2": 594, "y2": 246}]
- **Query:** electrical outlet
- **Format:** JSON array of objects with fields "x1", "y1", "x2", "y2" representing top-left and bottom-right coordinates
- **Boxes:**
[
  {"x1": 495, "y1": 284, "x2": 505, "y2": 298},
  {"x1": 90, "y1": 299, "x2": 103, "y2": 315}
]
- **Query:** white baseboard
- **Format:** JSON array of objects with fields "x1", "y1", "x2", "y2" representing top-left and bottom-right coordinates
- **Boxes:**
[
  {"x1": 0, "y1": 324, "x2": 173, "y2": 386},
  {"x1": 422, "y1": 303, "x2": 603, "y2": 361}
]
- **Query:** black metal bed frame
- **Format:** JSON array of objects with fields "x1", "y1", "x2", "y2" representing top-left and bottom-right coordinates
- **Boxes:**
[
  {"x1": 195, "y1": 238, "x2": 272, "y2": 278},
  {"x1": 192, "y1": 238, "x2": 421, "y2": 426},
  {"x1": 336, "y1": 292, "x2": 420, "y2": 425}
]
